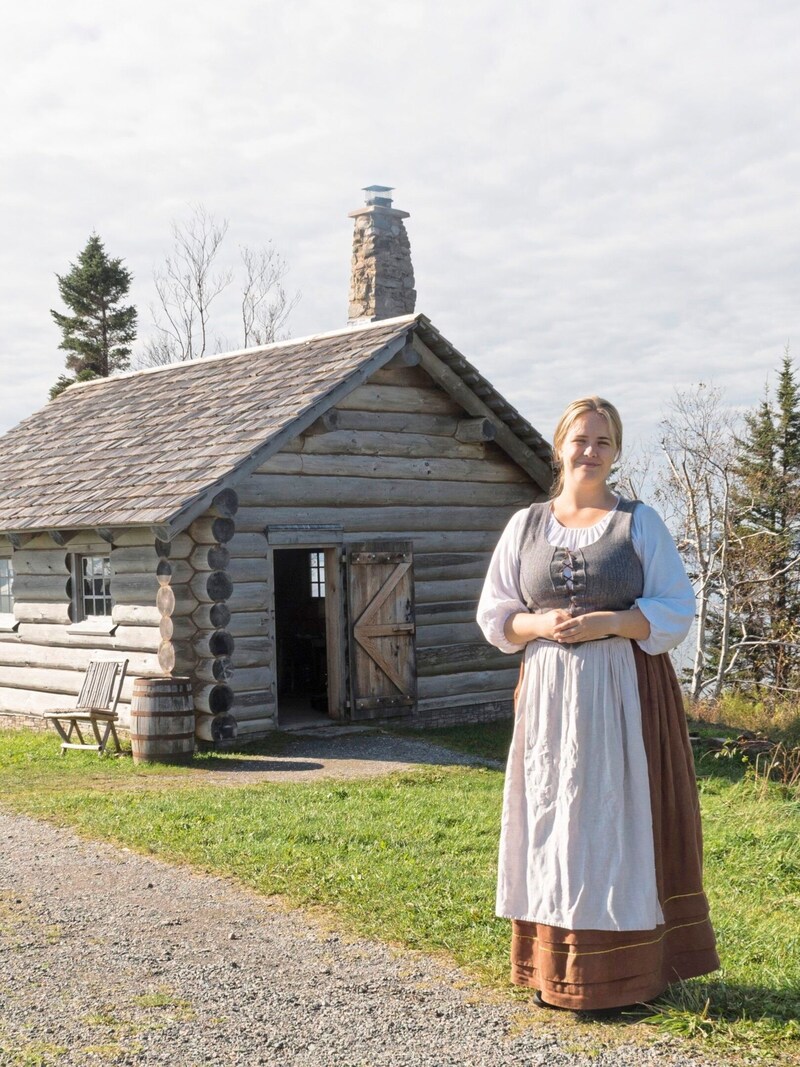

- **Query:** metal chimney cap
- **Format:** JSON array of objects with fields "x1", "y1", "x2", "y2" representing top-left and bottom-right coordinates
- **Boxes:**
[{"x1": 362, "y1": 184, "x2": 394, "y2": 207}]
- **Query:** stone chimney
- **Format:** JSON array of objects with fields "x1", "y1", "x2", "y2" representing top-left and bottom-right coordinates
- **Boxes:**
[{"x1": 348, "y1": 185, "x2": 416, "y2": 322}]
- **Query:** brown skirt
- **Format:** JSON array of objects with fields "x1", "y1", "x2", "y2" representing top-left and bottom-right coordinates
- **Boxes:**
[{"x1": 510, "y1": 645, "x2": 719, "y2": 1010}]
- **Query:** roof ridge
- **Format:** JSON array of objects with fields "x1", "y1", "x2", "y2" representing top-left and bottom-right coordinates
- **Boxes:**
[
  {"x1": 0, "y1": 313, "x2": 553, "y2": 538},
  {"x1": 60, "y1": 313, "x2": 423, "y2": 395}
]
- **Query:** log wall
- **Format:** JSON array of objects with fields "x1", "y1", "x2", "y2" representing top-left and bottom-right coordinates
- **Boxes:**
[
  {"x1": 233, "y1": 356, "x2": 542, "y2": 727},
  {"x1": 0, "y1": 508, "x2": 245, "y2": 742},
  {"x1": 226, "y1": 532, "x2": 276, "y2": 736},
  {"x1": 0, "y1": 530, "x2": 162, "y2": 724},
  {"x1": 0, "y1": 354, "x2": 545, "y2": 736},
  {"x1": 156, "y1": 496, "x2": 239, "y2": 744}
]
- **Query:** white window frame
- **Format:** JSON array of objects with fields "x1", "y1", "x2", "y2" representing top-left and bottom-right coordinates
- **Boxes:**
[
  {"x1": 68, "y1": 553, "x2": 116, "y2": 635},
  {"x1": 310, "y1": 550, "x2": 326, "y2": 599},
  {"x1": 0, "y1": 556, "x2": 15, "y2": 632}
]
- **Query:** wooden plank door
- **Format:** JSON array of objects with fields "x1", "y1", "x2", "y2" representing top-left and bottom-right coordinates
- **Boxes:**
[{"x1": 346, "y1": 540, "x2": 416, "y2": 719}]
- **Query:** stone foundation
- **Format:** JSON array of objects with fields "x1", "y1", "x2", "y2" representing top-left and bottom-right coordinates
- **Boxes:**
[{"x1": 0, "y1": 711, "x2": 50, "y2": 732}]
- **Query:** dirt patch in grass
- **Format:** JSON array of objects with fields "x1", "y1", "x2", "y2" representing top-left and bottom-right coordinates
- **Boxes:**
[{"x1": 0, "y1": 727, "x2": 494, "y2": 793}]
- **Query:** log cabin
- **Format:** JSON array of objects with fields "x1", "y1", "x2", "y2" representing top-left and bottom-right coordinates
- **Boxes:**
[{"x1": 0, "y1": 187, "x2": 552, "y2": 741}]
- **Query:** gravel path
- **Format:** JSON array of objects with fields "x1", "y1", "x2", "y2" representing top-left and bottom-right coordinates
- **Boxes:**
[
  {"x1": 0, "y1": 806, "x2": 724, "y2": 1067},
  {"x1": 169, "y1": 730, "x2": 505, "y2": 787}
]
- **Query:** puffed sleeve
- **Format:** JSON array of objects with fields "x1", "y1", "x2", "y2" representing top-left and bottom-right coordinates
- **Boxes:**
[
  {"x1": 476, "y1": 508, "x2": 529, "y2": 654},
  {"x1": 632, "y1": 503, "x2": 696, "y2": 655}
]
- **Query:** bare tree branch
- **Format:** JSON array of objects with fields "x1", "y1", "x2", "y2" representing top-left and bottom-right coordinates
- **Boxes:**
[
  {"x1": 658, "y1": 383, "x2": 741, "y2": 700},
  {"x1": 138, "y1": 205, "x2": 232, "y2": 367},
  {"x1": 240, "y1": 244, "x2": 301, "y2": 347},
  {"x1": 136, "y1": 208, "x2": 301, "y2": 369}
]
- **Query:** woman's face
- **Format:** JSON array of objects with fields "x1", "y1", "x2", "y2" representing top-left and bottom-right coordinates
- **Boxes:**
[{"x1": 559, "y1": 411, "x2": 617, "y2": 489}]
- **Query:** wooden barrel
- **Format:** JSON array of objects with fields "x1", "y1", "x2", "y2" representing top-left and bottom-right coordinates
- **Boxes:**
[{"x1": 130, "y1": 676, "x2": 195, "y2": 765}]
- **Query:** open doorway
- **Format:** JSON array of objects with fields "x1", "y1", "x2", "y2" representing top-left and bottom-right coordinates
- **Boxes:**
[{"x1": 274, "y1": 548, "x2": 330, "y2": 727}]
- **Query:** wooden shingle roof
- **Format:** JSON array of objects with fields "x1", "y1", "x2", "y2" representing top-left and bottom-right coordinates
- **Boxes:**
[{"x1": 0, "y1": 314, "x2": 552, "y2": 539}]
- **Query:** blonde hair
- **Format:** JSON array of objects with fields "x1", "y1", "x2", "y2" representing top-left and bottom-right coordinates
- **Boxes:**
[{"x1": 550, "y1": 396, "x2": 623, "y2": 497}]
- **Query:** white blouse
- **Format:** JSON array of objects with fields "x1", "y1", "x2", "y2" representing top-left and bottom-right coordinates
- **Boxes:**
[{"x1": 477, "y1": 501, "x2": 695, "y2": 656}]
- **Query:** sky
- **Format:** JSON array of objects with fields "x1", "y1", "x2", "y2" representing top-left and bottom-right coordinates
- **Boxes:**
[{"x1": 2, "y1": 0, "x2": 799, "y2": 458}]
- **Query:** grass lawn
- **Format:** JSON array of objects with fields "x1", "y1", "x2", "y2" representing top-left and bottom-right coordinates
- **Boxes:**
[{"x1": 0, "y1": 724, "x2": 798, "y2": 1064}]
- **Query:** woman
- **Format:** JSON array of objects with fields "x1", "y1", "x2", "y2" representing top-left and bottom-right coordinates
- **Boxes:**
[{"x1": 477, "y1": 396, "x2": 719, "y2": 1012}]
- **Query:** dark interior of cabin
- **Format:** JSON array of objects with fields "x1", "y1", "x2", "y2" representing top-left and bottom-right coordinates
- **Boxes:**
[{"x1": 273, "y1": 548, "x2": 328, "y2": 725}]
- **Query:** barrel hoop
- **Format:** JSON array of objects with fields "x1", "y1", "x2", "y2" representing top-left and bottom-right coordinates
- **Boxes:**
[
  {"x1": 130, "y1": 725, "x2": 196, "y2": 734},
  {"x1": 131, "y1": 691, "x2": 192, "y2": 697},
  {"x1": 131, "y1": 707, "x2": 195, "y2": 715},
  {"x1": 130, "y1": 731, "x2": 195, "y2": 742},
  {"x1": 132, "y1": 677, "x2": 191, "y2": 685},
  {"x1": 132, "y1": 688, "x2": 191, "y2": 694}
]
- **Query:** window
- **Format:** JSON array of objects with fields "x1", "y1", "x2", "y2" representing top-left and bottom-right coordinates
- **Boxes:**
[
  {"x1": 310, "y1": 551, "x2": 326, "y2": 598},
  {"x1": 75, "y1": 555, "x2": 112, "y2": 619},
  {"x1": 0, "y1": 558, "x2": 13, "y2": 614}
]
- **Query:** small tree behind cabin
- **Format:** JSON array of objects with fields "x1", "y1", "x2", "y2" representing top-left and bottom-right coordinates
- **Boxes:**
[
  {"x1": 659, "y1": 358, "x2": 800, "y2": 703},
  {"x1": 139, "y1": 204, "x2": 299, "y2": 368},
  {"x1": 49, "y1": 234, "x2": 137, "y2": 399},
  {"x1": 657, "y1": 383, "x2": 739, "y2": 702}
]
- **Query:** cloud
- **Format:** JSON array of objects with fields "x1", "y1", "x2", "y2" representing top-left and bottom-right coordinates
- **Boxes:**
[{"x1": 1, "y1": 0, "x2": 799, "y2": 458}]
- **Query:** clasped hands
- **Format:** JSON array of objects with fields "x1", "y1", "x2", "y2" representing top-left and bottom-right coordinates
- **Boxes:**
[
  {"x1": 503, "y1": 605, "x2": 650, "y2": 647},
  {"x1": 539, "y1": 608, "x2": 610, "y2": 644}
]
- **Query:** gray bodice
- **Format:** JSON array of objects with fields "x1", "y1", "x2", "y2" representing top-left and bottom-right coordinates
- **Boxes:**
[{"x1": 518, "y1": 499, "x2": 644, "y2": 616}]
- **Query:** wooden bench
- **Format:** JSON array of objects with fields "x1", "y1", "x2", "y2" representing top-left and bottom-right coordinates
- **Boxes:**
[{"x1": 43, "y1": 658, "x2": 128, "y2": 756}]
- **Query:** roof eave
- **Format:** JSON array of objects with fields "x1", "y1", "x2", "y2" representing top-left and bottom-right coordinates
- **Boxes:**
[{"x1": 412, "y1": 320, "x2": 553, "y2": 490}]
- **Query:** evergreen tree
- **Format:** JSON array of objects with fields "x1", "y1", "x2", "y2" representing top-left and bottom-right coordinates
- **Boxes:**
[
  {"x1": 48, "y1": 368, "x2": 102, "y2": 401},
  {"x1": 732, "y1": 351, "x2": 800, "y2": 689},
  {"x1": 49, "y1": 234, "x2": 137, "y2": 397}
]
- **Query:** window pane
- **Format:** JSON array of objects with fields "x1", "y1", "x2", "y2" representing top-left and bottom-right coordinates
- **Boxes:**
[
  {"x1": 309, "y1": 551, "x2": 325, "y2": 598},
  {"x1": 79, "y1": 555, "x2": 112, "y2": 617}
]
